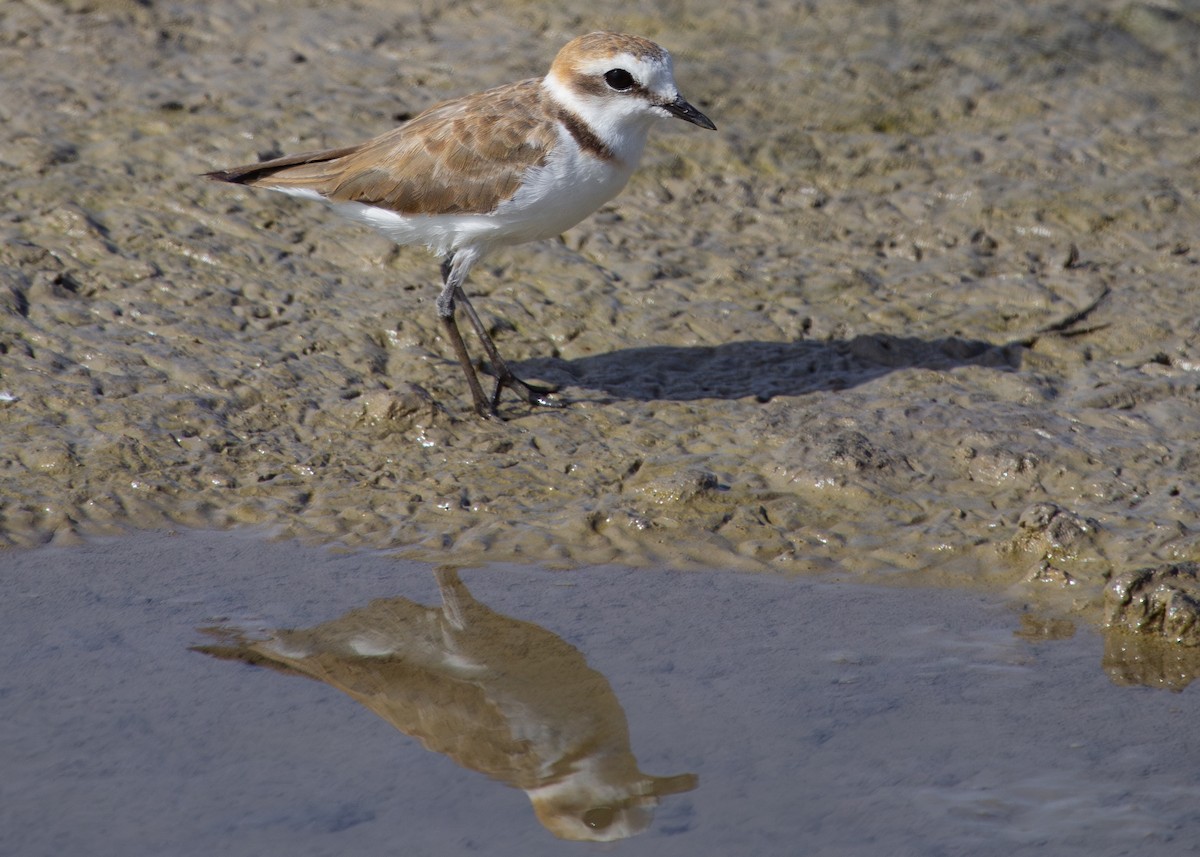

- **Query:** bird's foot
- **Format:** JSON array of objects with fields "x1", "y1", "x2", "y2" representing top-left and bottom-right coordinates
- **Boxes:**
[{"x1": 488, "y1": 370, "x2": 565, "y2": 413}]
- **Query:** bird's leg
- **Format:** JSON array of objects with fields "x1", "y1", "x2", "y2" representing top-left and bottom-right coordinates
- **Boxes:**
[
  {"x1": 437, "y1": 251, "x2": 561, "y2": 413},
  {"x1": 437, "y1": 255, "x2": 493, "y2": 418},
  {"x1": 433, "y1": 567, "x2": 478, "y2": 632},
  {"x1": 449, "y1": 284, "x2": 562, "y2": 411}
]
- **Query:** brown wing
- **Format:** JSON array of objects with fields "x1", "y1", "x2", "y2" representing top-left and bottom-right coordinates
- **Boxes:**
[{"x1": 206, "y1": 78, "x2": 558, "y2": 216}]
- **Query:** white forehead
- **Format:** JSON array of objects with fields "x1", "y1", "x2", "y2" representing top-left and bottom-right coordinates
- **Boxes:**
[
  {"x1": 550, "y1": 33, "x2": 681, "y2": 99},
  {"x1": 577, "y1": 51, "x2": 678, "y2": 96}
]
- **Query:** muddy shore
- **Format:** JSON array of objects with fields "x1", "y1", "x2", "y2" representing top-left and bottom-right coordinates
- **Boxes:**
[{"x1": 3, "y1": 1, "x2": 1200, "y2": 632}]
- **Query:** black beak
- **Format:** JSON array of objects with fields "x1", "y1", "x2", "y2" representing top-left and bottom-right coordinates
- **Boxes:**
[{"x1": 663, "y1": 95, "x2": 716, "y2": 130}]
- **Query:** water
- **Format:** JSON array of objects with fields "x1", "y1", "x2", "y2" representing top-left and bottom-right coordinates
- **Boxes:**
[
  {"x1": 3, "y1": 0, "x2": 1200, "y2": 621},
  {"x1": 2, "y1": 530, "x2": 1197, "y2": 856}
]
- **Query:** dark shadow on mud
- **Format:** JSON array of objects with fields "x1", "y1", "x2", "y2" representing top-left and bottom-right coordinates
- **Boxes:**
[{"x1": 518, "y1": 334, "x2": 1025, "y2": 402}]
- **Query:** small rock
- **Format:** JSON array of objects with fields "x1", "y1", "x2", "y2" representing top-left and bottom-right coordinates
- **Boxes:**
[
  {"x1": 821, "y1": 430, "x2": 894, "y2": 472},
  {"x1": 1105, "y1": 562, "x2": 1200, "y2": 646},
  {"x1": 624, "y1": 461, "x2": 722, "y2": 506},
  {"x1": 1009, "y1": 502, "x2": 1099, "y2": 559},
  {"x1": 354, "y1": 385, "x2": 441, "y2": 433}
]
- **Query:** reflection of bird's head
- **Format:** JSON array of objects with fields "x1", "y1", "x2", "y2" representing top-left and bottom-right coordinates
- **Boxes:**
[{"x1": 528, "y1": 769, "x2": 699, "y2": 842}]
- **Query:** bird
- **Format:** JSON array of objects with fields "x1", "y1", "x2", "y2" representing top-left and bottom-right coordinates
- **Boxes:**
[{"x1": 205, "y1": 31, "x2": 716, "y2": 418}]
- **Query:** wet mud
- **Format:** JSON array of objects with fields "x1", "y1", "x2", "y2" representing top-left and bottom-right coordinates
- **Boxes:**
[{"x1": 3, "y1": 1, "x2": 1200, "y2": 634}]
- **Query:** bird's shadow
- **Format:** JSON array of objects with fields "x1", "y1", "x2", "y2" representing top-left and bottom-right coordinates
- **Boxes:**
[{"x1": 515, "y1": 334, "x2": 1024, "y2": 402}]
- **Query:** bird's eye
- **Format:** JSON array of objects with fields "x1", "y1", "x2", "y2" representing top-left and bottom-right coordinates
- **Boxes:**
[
  {"x1": 604, "y1": 69, "x2": 635, "y2": 91},
  {"x1": 583, "y1": 806, "x2": 616, "y2": 829}
]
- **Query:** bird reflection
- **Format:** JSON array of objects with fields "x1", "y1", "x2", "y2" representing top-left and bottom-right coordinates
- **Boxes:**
[{"x1": 194, "y1": 568, "x2": 697, "y2": 841}]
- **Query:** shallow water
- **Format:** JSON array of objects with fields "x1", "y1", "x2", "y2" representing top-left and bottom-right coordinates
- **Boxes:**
[
  {"x1": 2, "y1": 1, "x2": 1200, "y2": 634},
  {"x1": 2, "y1": 530, "x2": 1198, "y2": 856}
]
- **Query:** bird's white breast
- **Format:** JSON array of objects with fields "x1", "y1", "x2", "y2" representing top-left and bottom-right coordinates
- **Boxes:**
[{"x1": 491, "y1": 121, "x2": 641, "y2": 241}]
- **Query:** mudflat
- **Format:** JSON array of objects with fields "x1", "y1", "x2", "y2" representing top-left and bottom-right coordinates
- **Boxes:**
[{"x1": 3, "y1": 3, "x2": 1200, "y2": 625}]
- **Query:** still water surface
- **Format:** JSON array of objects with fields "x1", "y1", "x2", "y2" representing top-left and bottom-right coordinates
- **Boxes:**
[{"x1": 2, "y1": 529, "x2": 1197, "y2": 856}]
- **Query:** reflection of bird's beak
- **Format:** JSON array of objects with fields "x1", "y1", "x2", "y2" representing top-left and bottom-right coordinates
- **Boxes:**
[
  {"x1": 646, "y1": 772, "x2": 700, "y2": 797},
  {"x1": 663, "y1": 95, "x2": 717, "y2": 130}
]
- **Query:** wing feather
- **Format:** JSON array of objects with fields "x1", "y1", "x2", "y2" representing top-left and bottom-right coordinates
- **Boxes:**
[{"x1": 206, "y1": 78, "x2": 559, "y2": 216}]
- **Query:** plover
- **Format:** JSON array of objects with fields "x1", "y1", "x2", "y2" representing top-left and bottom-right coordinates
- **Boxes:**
[{"x1": 207, "y1": 32, "x2": 715, "y2": 417}]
